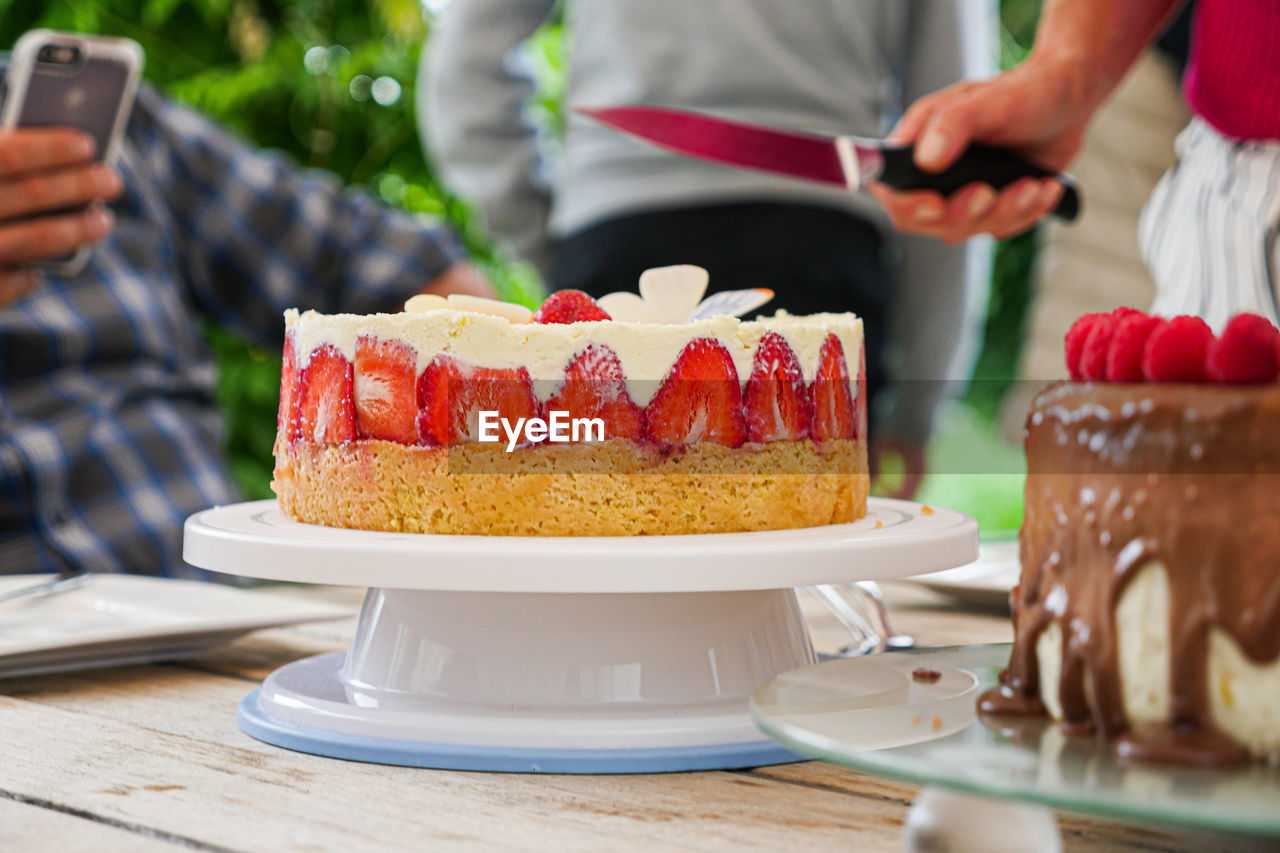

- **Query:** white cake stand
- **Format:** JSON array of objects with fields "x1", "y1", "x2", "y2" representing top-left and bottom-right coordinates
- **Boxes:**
[{"x1": 183, "y1": 498, "x2": 977, "y2": 773}]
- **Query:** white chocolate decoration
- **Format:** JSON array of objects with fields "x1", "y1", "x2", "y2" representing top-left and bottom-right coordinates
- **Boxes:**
[
  {"x1": 638, "y1": 265, "x2": 709, "y2": 324},
  {"x1": 597, "y1": 292, "x2": 665, "y2": 324},
  {"x1": 691, "y1": 288, "x2": 776, "y2": 321},
  {"x1": 445, "y1": 294, "x2": 533, "y2": 324},
  {"x1": 404, "y1": 293, "x2": 449, "y2": 313}
]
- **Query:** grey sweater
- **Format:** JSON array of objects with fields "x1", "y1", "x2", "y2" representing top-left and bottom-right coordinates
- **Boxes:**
[{"x1": 420, "y1": 0, "x2": 994, "y2": 441}]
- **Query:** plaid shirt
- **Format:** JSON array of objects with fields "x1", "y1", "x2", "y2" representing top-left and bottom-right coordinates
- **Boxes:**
[{"x1": 0, "y1": 85, "x2": 463, "y2": 576}]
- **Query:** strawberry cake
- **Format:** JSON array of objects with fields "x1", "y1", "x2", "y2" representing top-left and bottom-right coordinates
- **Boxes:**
[
  {"x1": 982, "y1": 308, "x2": 1280, "y2": 766},
  {"x1": 272, "y1": 266, "x2": 869, "y2": 537}
]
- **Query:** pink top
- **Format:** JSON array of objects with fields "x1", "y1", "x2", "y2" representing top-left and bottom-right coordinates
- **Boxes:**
[{"x1": 1184, "y1": 0, "x2": 1280, "y2": 141}]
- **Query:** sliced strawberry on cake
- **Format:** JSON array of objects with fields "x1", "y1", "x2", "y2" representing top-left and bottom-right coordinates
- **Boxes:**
[
  {"x1": 810, "y1": 334, "x2": 856, "y2": 442},
  {"x1": 297, "y1": 344, "x2": 356, "y2": 444},
  {"x1": 545, "y1": 345, "x2": 643, "y2": 441},
  {"x1": 354, "y1": 336, "x2": 418, "y2": 444},
  {"x1": 855, "y1": 343, "x2": 867, "y2": 442},
  {"x1": 644, "y1": 338, "x2": 746, "y2": 448},
  {"x1": 418, "y1": 356, "x2": 541, "y2": 447},
  {"x1": 744, "y1": 332, "x2": 811, "y2": 442},
  {"x1": 277, "y1": 332, "x2": 300, "y2": 445}
]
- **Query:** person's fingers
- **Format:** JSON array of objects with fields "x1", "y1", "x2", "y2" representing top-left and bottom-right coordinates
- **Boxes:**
[
  {"x1": 909, "y1": 183, "x2": 998, "y2": 246},
  {"x1": 0, "y1": 129, "x2": 96, "y2": 179},
  {"x1": 990, "y1": 180, "x2": 1065, "y2": 240},
  {"x1": 913, "y1": 95, "x2": 984, "y2": 173},
  {"x1": 888, "y1": 94, "x2": 940, "y2": 144},
  {"x1": 871, "y1": 174, "x2": 1068, "y2": 242},
  {"x1": 871, "y1": 178, "x2": 1061, "y2": 243},
  {"x1": 887, "y1": 80, "x2": 983, "y2": 144},
  {"x1": 909, "y1": 73, "x2": 1071, "y2": 175},
  {"x1": 0, "y1": 207, "x2": 114, "y2": 265},
  {"x1": 867, "y1": 184, "x2": 947, "y2": 234},
  {"x1": 921, "y1": 178, "x2": 1060, "y2": 243},
  {"x1": 0, "y1": 164, "x2": 121, "y2": 222},
  {"x1": 959, "y1": 178, "x2": 1057, "y2": 241},
  {"x1": 946, "y1": 183, "x2": 999, "y2": 226},
  {"x1": 0, "y1": 268, "x2": 40, "y2": 309},
  {"x1": 921, "y1": 180, "x2": 1023, "y2": 243}
]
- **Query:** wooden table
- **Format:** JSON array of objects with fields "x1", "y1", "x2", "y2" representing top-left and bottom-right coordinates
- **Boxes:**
[{"x1": 1, "y1": 581, "x2": 1274, "y2": 852}]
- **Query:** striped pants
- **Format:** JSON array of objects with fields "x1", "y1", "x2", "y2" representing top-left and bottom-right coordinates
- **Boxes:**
[{"x1": 1139, "y1": 118, "x2": 1280, "y2": 329}]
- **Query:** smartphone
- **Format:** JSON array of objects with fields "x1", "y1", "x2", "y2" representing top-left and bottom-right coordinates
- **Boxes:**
[{"x1": 0, "y1": 30, "x2": 143, "y2": 275}]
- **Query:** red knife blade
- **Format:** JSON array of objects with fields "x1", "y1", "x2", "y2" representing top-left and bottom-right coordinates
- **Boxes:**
[
  {"x1": 577, "y1": 105, "x2": 857, "y2": 187},
  {"x1": 577, "y1": 105, "x2": 1080, "y2": 221}
]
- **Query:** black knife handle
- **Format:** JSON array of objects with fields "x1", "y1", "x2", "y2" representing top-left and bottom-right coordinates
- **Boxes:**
[{"x1": 877, "y1": 144, "x2": 1081, "y2": 222}]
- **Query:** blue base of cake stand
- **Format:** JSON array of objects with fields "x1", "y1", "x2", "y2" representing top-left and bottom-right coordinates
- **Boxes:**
[{"x1": 238, "y1": 690, "x2": 802, "y2": 774}]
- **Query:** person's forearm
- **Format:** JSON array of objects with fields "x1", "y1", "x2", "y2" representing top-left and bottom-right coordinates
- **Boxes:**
[{"x1": 1027, "y1": 0, "x2": 1185, "y2": 112}]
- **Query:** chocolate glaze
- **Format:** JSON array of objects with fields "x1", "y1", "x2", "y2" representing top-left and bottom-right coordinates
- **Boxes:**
[{"x1": 980, "y1": 381, "x2": 1280, "y2": 767}]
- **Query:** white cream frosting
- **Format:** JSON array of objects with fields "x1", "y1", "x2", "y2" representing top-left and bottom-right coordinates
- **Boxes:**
[{"x1": 284, "y1": 307, "x2": 863, "y2": 408}]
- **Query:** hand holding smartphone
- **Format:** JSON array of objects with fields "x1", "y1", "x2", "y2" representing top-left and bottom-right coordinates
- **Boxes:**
[{"x1": 0, "y1": 30, "x2": 142, "y2": 300}]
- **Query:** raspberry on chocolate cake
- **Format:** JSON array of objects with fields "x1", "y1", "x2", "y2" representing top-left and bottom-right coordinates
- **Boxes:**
[
  {"x1": 272, "y1": 267, "x2": 869, "y2": 537},
  {"x1": 982, "y1": 308, "x2": 1280, "y2": 766}
]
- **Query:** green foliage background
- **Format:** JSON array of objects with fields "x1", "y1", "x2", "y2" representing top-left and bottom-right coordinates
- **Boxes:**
[{"x1": 1, "y1": 0, "x2": 1041, "y2": 500}]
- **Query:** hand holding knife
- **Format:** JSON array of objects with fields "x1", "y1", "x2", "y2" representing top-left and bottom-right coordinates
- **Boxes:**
[{"x1": 578, "y1": 105, "x2": 1080, "y2": 222}]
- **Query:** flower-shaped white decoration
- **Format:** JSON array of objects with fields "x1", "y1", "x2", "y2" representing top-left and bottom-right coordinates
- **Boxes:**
[{"x1": 598, "y1": 265, "x2": 774, "y2": 324}]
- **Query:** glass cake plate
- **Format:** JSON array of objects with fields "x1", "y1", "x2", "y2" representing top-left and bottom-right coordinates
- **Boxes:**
[{"x1": 751, "y1": 644, "x2": 1280, "y2": 838}]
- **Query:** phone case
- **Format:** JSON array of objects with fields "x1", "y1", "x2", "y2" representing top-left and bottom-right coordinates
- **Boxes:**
[{"x1": 1, "y1": 30, "x2": 144, "y2": 276}]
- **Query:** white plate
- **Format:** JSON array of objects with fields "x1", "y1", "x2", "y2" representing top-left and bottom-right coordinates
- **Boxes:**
[
  {"x1": 184, "y1": 499, "x2": 980, "y2": 593},
  {"x1": 0, "y1": 574, "x2": 349, "y2": 678},
  {"x1": 912, "y1": 540, "x2": 1020, "y2": 608}
]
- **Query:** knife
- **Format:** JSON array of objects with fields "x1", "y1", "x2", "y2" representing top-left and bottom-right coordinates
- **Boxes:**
[{"x1": 578, "y1": 105, "x2": 1080, "y2": 222}]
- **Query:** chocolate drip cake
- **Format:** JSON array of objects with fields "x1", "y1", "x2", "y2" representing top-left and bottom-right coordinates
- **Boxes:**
[{"x1": 981, "y1": 310, "x2": 1280, "y2": 766}]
